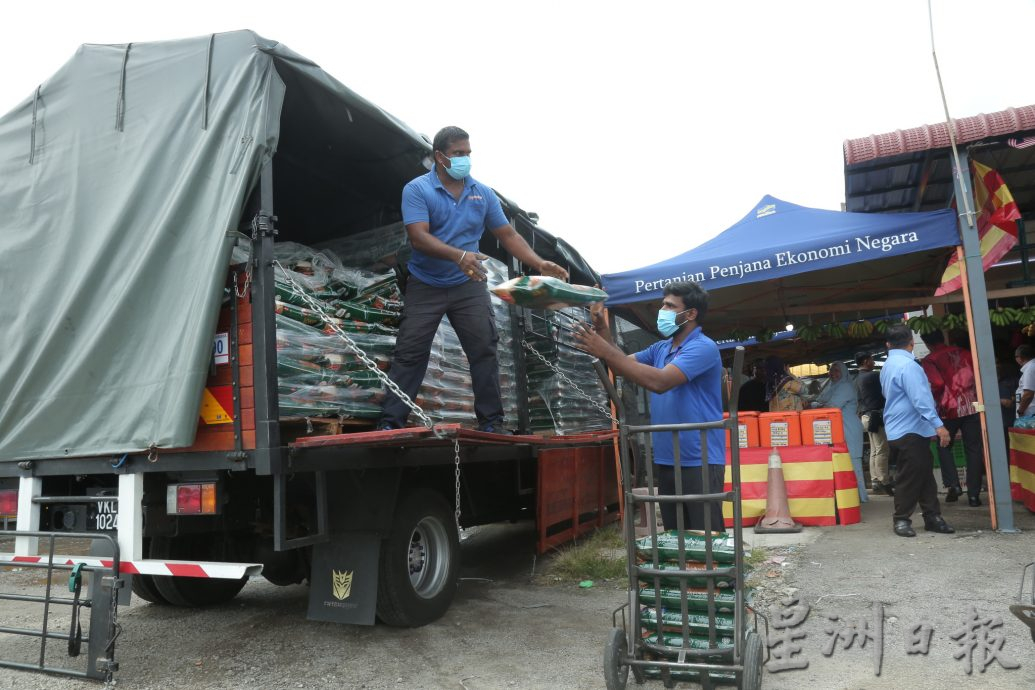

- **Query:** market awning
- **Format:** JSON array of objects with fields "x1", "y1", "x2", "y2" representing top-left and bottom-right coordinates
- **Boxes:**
[{"x1": 602, "y1": 195, "x2": 959, "y2": 344}]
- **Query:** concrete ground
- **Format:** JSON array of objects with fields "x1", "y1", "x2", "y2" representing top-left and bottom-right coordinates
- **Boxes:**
[{"x1": 743, "y1": 484, "x2": 1035, "y2": 689}]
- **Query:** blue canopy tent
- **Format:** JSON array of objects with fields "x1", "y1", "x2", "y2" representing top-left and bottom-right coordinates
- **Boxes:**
[{"x1": 602, "y1": 195, "x2": 960, "y2": 354}]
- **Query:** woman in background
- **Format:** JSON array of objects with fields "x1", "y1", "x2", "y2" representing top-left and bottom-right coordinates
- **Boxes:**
[
  {"x1": 814, "y1": 361, "x2": 869, "y2": 503},
  {"x1": 765, "y1": 356, "x2": 807, "y2": 412}
]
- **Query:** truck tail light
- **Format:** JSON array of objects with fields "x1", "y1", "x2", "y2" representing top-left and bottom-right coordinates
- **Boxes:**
[
  {"x1": 0, "y1": 489, "x2": 17, "y2": 517},
  {"x1": 166, "y1": 483, "x2": 218, "y2": 515}
]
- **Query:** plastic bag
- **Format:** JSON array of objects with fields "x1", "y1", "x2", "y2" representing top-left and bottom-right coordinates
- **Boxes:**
[
  {"x1": 635, "y1": 531, "x2": 738, "y2": 564},
  {"x1": 490, "y1": 275, "x2": 607, "y2": 310},
  {"x1": 639, "y1": 608, "x2": 736, "y2": 636},
  {"x1": 638, "y1": 587, "x2": 742, "y2": 613}
]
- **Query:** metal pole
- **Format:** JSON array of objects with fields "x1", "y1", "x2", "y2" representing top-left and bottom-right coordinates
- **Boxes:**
[
  {"x1": 252, "y1": 161, "x2": 282, "y2": 475},
  {"x1": 952, "y1": 149, "x2": 1016, "y2": 533}
]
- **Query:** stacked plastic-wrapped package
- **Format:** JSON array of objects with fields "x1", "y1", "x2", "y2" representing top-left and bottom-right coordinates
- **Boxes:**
[
  {"x1": 272, "y1": 243, "x2": 400, "y2": 420},
  {"x1": 269, "y1": 240, "x2": 521, "y2": 429},
  {"x1": 524, "y1": 307, "x2": 613, "y2": 435},
  {"x1": 485, "y1": 259, "x2": 520, "y2": 425},
  {"x1": 634, "y1": 531, "x2": 749, "y2": 681}
]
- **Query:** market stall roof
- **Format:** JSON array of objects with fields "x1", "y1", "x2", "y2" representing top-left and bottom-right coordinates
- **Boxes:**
[
  {"x1": 843, "y1": 102, "x2": 1035, "y2": 296},
  {"x1": 601, "y1": 195, "x2": 958, "y2": 350},
  {"x1": 843, "y1": 103, "x2": 1035, "y2": 215}
]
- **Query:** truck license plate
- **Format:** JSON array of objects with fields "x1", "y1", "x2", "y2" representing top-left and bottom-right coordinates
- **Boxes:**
[{"x1": 91, "y1": 500, "x2": 119, "y2": 531}]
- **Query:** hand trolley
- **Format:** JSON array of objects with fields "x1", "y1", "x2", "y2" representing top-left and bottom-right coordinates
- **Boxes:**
[{"x1": 604, "y1": 346, "x2": 765, "y2": 689}]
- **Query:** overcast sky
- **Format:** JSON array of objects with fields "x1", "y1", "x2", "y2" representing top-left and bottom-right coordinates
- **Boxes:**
[{"x1": 2, "y1": 1, "x2": 1033, "y2": 275}]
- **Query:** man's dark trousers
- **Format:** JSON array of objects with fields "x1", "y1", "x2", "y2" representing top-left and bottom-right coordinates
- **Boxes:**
[
  {"x1": 890, "y1": 433, "x2": 942, "y2": 523},
  {"x1": 654, "y1": 463, "x2": 725, "y2": 532},
  {"x1": 380, "y1": 277, "x2": 503, "y2": 429},
  {"x1": 936, "y1": 413, "x2": 985, "y2": 499}
]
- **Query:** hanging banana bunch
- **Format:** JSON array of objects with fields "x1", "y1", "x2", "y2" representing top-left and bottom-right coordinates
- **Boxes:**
[
  {"x1": 906, "y1": 314, "x2": 941, "y2": 335},
  {"x1": 756, "y1": 327, "x2": 775, "y2": 343},
  {"x1": 989, "y1": 306, "x2": 1020, "y2": 327},
  {"x1": 941, "y1": 312, "x2": 967, "y2": 330},
  {"x1": 796, "y1": 323, "x2": 823, "y2": 341},
  {"x1": 824, "y1": 322, "x2": 848, "y2": 338},
  {"x1": 873, "y1": 319, "x2": 897, "y2": 335},
  {"x1": 1016, "y1": 306, "x2": 1035, "y2": 326},
  {"x1": 847, "y1": 320, "x2": 874, "y2": 338}
]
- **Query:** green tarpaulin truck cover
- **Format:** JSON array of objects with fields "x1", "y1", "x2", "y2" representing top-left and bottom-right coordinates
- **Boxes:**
[{"x1": 0, "y1": 30, "x2": 426, "y2": 460}]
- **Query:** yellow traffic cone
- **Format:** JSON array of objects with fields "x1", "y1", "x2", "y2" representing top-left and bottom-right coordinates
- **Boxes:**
[{"x1": 754, "y1": 448, "x2": 802, "y2": 533}]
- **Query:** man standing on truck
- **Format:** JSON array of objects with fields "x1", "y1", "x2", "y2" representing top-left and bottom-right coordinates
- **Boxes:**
[
  {"x1": 573, "y1": 281, "x2": 726, "y2": 531},
  {"x1": 379, "y1": 126, "x2": 569, "y2": 433}
]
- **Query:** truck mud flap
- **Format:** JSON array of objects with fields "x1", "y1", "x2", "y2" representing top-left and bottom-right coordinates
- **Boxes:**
[
  {"x1": 306, "y1": 531, "x2": 380, "y2": 626},
  {"x1": 0, "y1": 530, "x2": 124, "y2": 682}
]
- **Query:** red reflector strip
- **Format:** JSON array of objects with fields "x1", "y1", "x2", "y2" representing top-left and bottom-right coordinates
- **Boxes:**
[{"x1": 166, "y1": 562, "x2": 209, "y2": 578}]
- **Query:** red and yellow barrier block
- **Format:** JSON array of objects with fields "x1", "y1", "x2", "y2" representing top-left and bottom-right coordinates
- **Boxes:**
[
  {"x1": 722, "y1": 445, "x2": 860, "y2": 527},
  {"x1": 1008, "y1": 428, "x2": 1035, "y2": 513}
]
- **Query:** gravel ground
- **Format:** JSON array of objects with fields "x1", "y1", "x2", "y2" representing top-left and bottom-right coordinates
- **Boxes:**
[
  {"x1": 2, "y1": 486, "x2": 1034, "y2": 689},
  {"x1": 752, "y1": 492, "x2": 1035, "y2": 689},
  {"x1": 0, "y1": 524, "x2": 628, "y2": 690}
]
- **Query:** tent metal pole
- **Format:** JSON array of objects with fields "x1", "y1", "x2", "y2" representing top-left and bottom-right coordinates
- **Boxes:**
[{"x1": 952, "y1": 149, "x2": 1016, "y2": 533}]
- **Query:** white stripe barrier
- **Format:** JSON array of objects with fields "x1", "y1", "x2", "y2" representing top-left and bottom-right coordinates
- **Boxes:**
[{"x1": 0, "y1": 554, "x2": 263, "y2": 579}]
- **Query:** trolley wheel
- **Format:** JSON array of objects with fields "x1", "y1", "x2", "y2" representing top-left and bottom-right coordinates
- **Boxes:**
[
  {"x1": 740, "y1": 630, "x2": 764, "y2": 690},
  {"x1": 604, "y1": 627, "x2": 630, "y2": 690}
]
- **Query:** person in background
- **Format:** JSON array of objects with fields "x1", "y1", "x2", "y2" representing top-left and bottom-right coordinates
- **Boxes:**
[
  {"x1": 919, "y1": 330, "x2": 985, "y2": 507},
  {"x1": 1015, "y1": 344, "x2": 1035, "y2": 420},
  {"x1": 573, "y1": 281, "x2": 725, "y2": 532},
  {"x1": 998, "y1": 359, "x2": 1019, "y2": 457},
  {"x1": 855, "y1": 351, "x2": 893, "y2": 496},
  {"x1": 765, "y1": 356, "x2": 807, "y2": 412},
  {"x1": 881, "y1": 324, "x2": 954, "y2": 537},
  {"x1": 813, "y1": 361, "x2": 868, "y2": 503},
  {"x1": 738, "y1": 359, "x2": 768, "y2": 412}
]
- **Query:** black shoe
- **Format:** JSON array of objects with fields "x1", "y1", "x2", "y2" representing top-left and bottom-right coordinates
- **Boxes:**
[
  {"x1": 968, "y1": 496, "x2": 982, "y2": 507},
  {"x1": 873, "y1": 480, "x2": 894, "y2": 496},
  {"x1": 945, "y1": 486, "x2": 961, "y2": 502},
  {"x1": 894, "y1": 519, "x2": 916, "y2": 537},
  {"x1": 924, "y1": 516, "x2": 955, "y2": 534},
  {"x1": 477, "y1": 424, "x2": 514, "y2": 435}
]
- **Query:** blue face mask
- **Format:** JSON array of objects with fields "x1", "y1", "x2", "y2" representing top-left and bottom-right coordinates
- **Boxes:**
[
  {"x1": 443, "y1": 155, "x2": 471, "y2": 180},
  {"x1": 657, "y1": 308, "x2": 691, "y2": 337}
]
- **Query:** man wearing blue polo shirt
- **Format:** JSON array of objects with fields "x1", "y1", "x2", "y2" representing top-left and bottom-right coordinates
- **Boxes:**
[
  {"x1": 380, "y1": 126, "x2": 568, "y2": 432},
  {"x1": 881, "y1": 323, "x2": 954, "y2": 538},
  {"x1": 574, "y1": 281, "x2": 725, "y2": 531}
]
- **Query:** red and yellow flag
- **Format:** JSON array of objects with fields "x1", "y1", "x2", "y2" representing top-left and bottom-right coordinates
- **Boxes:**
[{"x1": 935, "y1": 160, "x2": 1021, "y2": 296}]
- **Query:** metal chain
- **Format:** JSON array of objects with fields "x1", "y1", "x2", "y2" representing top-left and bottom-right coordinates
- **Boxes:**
[
  {"x1": 272, "y1": 260, "x2": 440, "y2": 434},
  {"x1": 234, "y1": 261, "x2": 252, "y2": 299},
  {"x1": 522, "y1": 338, "x2": 619, "y2": 425},
  {"x1": 454, "y1": 438, "x2": 462, "y2": 534},
  {"x1": 272, "y1": 260, "x2": 462, "y2": 532}
]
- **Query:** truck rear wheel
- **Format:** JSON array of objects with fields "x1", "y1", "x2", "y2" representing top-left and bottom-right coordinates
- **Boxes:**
[
  {"x1": 149, "y1": 536, "x2": 248, "y2": 607},
  {"x1": 130, "y1": 574, "x2": 168, "y2": 605},
  {"x1": 376, "y1": 488, "x2": 459, "y2": 627}
]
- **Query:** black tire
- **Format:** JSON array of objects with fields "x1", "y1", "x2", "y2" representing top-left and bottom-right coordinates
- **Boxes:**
[
  {"x1": 376, "y1": 488, "x2": 459, "y2": 627},
  {"x1": 740, "y1": 630, "x2": 764, "y2": 690},
  {"x1": 130, "y1": 574, "x2": 168, "y2": 605},
  {"x1": 603, "y1": 627, "x2": 629, "y2": 690},
  {"x1": 149, "y1": 536, "x2": 248, "y2": 608}
]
